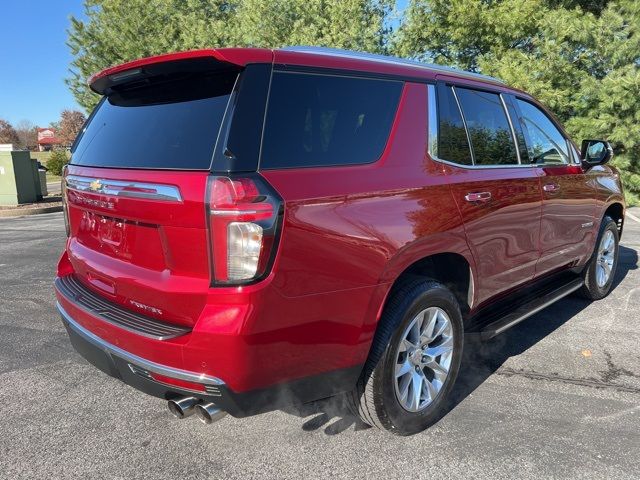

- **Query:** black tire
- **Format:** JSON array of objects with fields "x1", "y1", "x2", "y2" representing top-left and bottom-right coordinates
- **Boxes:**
[
  {"x1": 578, "y1": 215, "x2": 619, "y2": 300},
  {"x1": 347, "y1": 279, "x2": 464, "y2": 435}
]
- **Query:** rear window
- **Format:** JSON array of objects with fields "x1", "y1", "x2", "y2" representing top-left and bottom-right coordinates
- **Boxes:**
[
  {"x1": 455, "y1": 88, "x2": 519, "y2": 166},
  {"x1": 260, "y1": 72, "x2": 402, "y2": 169},
  {"x1": 71, "y1": 71, "x2": 237, "y2": 170},
  {"x1": 437, "y1": 85, "x2": 472, "y2": 165}
]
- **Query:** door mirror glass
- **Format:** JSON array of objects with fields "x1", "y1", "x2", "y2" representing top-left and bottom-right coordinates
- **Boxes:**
[{"x1": 580, "y1": 140, "x2": 613, "y2": 166}]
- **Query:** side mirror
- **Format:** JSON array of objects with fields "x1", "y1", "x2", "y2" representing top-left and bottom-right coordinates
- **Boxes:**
[{"x1": 581, "y1": 139, "x2": 613, "y2": 167}]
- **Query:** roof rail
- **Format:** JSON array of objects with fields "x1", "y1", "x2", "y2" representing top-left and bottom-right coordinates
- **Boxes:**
[{"x1": 280, "y1": 46, "x2": 505, "y2": 85}]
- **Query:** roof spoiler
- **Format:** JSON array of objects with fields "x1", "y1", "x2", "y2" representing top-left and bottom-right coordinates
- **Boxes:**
[{"x1": 89, "y1": 48, "x2": 273, "y2": 95}]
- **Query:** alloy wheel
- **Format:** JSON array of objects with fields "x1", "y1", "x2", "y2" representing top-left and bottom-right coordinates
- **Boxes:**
[
  {"x1": 596, "y1": 229, "x2": 615, "y2": 287},
  {"x1": 394, "y1": 307, "x2": 454, "y2": 412}
]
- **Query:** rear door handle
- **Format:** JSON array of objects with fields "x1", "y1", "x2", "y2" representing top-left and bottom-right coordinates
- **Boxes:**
[
  {"x1": 543, "y1": 183, "x2": 560, "y2": 192},
  {"x1": 464, "y1": 192, "x2": 492, "y2": 203}
]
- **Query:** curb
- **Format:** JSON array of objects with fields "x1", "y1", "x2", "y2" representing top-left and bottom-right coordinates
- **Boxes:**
[{"x1": 0, "y1": 205, "x2": 63, "y2": 218}]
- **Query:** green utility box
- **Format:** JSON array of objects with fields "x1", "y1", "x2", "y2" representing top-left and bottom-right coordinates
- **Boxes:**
[{"x1": 0, "y1": 151, "x2": 39, "y2": 205}]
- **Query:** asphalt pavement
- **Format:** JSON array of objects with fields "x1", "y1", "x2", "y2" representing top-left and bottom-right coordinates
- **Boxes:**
[{"x1": 0, "y1": 210, "x2": 638, "y2": 479}]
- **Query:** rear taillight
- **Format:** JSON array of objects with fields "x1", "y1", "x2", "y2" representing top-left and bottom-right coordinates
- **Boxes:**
[
  {"x1": 61, "y1": 166, "x2": 70, "y2": 237},
  {"x1": 207, "y1": 175, "x2": 282, "y2": 285}
]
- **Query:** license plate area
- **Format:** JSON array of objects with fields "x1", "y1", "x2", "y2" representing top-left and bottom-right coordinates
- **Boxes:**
[{"x1": 74, "y1": 210, "x2": 166, "y2": 270}]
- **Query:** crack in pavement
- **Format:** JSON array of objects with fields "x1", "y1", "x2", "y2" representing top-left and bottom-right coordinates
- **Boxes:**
[
  {"x1": 601, "y1": 351, "x2": 640, "y2": 383},
  {"x1": 496, "y1": 367, "x2": 640, "y2": 394}
]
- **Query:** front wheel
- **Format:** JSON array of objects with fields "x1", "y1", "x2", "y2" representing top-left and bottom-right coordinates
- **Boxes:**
[
  {"x1": 578, "y1": 215, "x2": 619, "y2": 300},
  {"x1": 348, "y1": 280, "x2": 464, "y2": 435}
]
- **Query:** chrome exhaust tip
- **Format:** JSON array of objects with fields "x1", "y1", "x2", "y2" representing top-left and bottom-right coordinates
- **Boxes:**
[
  {"x1": 167, "y1": 397, "x2": 199, "y2": 419},
  {"x1": 195, "y1": 403, "x2": 227, "y2": 424}
]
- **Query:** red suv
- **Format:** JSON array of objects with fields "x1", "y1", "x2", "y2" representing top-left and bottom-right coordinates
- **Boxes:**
[{"x1": 55, "y1": 47, "x2": 625, "y2": 435}]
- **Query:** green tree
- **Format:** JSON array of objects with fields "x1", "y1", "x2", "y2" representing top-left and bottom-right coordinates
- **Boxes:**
[
  {"x1": 66, "y1": 0, "x2": 393, "y2": 111},
  {"x1": 47, "y1": 150, "x2": 70, "y2": 176},
  {"x1": 394, "y1": 0, "x2": 546, "y2": 71},
  {"x1": 66, "y1": 0, "x2": 237, "y2": 110},
  {"x1": 396, "y1": 0, "x2": 640, "y2": 204},
  {"x1": 230, "y1": 0, "x2": 392, "y2": 51},
  {"x1": 66, "y1": 0, "x2": 640, "y2": 203}
]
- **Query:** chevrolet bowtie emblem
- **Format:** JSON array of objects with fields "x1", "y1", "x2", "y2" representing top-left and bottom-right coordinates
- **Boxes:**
[{"x1": 89, "y1": 179, "x2": 103, "y2": 192}]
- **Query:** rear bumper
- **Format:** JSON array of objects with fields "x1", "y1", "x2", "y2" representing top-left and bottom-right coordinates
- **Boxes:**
[
  {"x1": 58, "y1": 301, "x2": 362, "y2": 417},
  {"x1": 58, "y1": 302, "x2": 230, "y2": 406}
]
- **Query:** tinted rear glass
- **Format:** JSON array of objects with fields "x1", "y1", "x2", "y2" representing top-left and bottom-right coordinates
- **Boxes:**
[
  {"x1": 71, "y1": 72, "x2": 236, "y2": 170},
  {"x1": 455, "y1": 88, "x2": 519, "y2": 166},
  {"x1": 437, "y1": 86, "x2": 472, "y2": 165},
  {"x1": 260, "y1": 72, "x2": 402, "y2": 169}
]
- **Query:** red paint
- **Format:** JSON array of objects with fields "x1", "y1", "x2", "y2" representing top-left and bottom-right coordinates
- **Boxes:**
[
  {"x1": 443, "y1": 164, "x2": 542, "y2": 306},
  {"x1": 534, "y1": 164, "x2": 598, "y2": 276},
  {"x1": 88, "y1": 48, "x2": 273, "y2": 87},
  {"x1": 56, "y1": 48, "x2": 625, "y2": 401}
]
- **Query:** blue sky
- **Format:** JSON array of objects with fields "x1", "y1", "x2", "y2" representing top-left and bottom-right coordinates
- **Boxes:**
[
  {"x1": 0, "y1": 1, "x2": 85, "y2": 127},
  {"x1": 0, "y1": 0, "x2": 409, "y2": 128}
]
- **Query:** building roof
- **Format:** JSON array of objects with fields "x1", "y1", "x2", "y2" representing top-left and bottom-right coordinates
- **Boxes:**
[
  {"x1": 38, "y1": 137, "x2": 61, "y2": 145},
  {"x1": 37, "y1": 128, "x2": 61, "y2": 145}
]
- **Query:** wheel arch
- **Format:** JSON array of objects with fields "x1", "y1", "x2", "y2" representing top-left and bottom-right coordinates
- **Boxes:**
[
  {"x1": 373, "y1": 250, "x2": 475, "y2": 329},
  {"x1": 356, "y1": 236, "x2": 477, "y2": 373},
  {"x1": 603, "y1": 201, "x2": 625, "y2": 238},
  {"x1": 391, "y1": 253, "x2": 473, "y2": 316}
]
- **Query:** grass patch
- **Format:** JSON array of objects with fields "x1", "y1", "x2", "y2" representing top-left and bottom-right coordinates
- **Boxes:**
[
  {"x1": 29, "y1": 151, "x2": 62, "y2": 184},
  {"x1": 46, "y1": 173, "x2": 62, "y2": 184},
  {"x1": 30, "y1": 151, "x2": 53, "y2": 164}
]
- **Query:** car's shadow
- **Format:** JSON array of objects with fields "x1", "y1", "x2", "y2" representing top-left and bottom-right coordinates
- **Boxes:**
[{"x1": 286, "y1": 245, "x2": 638, "y2": 435}]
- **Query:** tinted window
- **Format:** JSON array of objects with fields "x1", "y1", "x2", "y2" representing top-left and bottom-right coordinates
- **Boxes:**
[
  {"x1": 516, "y1": 99, "x2": 569, "y2": 164},
  {"x1": 71, "y1": 72, "x2": 236, "y2": 170},
  {"x1": 504, "y1": 98, "x2": 530, "y2": 163},
  {"x1": 456, "y1": 88, "x2": 519, "y2": 166},
  {"x1": 260, "y1": 72, "x2": 402, "y2": 169},
  {"x1": 437, "y1": 86, "x2": 472, "y2": 165}
]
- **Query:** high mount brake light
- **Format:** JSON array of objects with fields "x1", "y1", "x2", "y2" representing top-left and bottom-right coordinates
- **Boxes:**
[{"x1": 207, "y1": 176, "x2": 281, "y2": 284}]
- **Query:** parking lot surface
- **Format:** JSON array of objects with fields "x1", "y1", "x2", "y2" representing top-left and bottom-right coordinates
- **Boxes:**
[{"x1": 1, "y1": 211, "x2": 638, "y2": 479}]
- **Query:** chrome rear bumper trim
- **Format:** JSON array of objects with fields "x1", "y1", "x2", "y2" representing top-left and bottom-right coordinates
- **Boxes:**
[{"x1": 58, "y1": 301, "x2": 225, "y2": 386}]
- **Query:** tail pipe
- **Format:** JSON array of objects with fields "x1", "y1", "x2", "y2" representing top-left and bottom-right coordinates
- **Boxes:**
[
  {"x1": 195, "y1": 402, "x2": 227, "y2": 424},
  {"x1": 167, "y1": 397, "x2": 199, "y2": 419}
]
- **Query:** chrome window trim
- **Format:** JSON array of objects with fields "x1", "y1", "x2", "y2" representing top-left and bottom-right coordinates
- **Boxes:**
[
  {"x1": 66, "y1": 175, "x2": 182, "y2": 202},
  {"x1": 451, "y1": 86, "x2": 476, "y2": 165},
  {"x1": 427, "y1": 84, "x2": 439, "y2": 159},
  {"x1": 431, "y1": 157, "x2": 534, "y2": 170},
  {"x1": 428, "y1": 84, "x2": 535, "y2": 170},
  {"x1": 569, "y1": 142, "x2": 582, "y2": 165},
  {"x1": 500, "y1": 94, "x2": 522, "y2": 165},
  {"x1": 57, "y1": 302, "x2": 225, "y2": 386}
]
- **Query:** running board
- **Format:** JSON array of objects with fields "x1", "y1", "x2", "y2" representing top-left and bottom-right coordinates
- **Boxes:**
[{"x1": 479, "y1": 277, "x2": 584, "y2": 340}]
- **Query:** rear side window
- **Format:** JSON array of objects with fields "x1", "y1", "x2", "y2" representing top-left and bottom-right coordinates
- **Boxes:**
[
  {"x1": 260, "y1": 72, "x2": 402, "y2": 169},
  {"x1": 455, "y1": 88, "x2": 519, "y2": 166},
  {"x1": 71, "y1": 71, "x2": 237, "y2": 170},
  {"x1": 436, "y1": 85, "x2": 472, "y2": 165},
  {"x1": 515, "y1": 99, "x2": 569, "y2": 165}
]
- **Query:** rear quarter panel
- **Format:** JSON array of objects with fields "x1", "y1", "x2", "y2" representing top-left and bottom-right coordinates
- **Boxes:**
[{"x1": 257, "y1": 82, "x2": 473, "y2": 376}]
